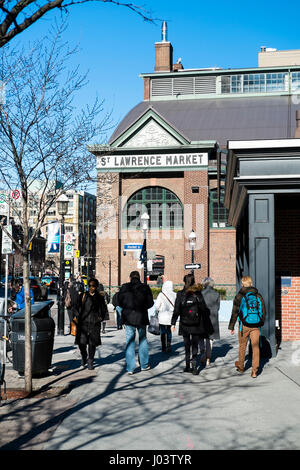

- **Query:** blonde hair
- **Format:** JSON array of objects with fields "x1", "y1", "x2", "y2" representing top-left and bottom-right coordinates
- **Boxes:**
[{"x1": 241, "y1": 275, "x2": 253, "y2": 287}]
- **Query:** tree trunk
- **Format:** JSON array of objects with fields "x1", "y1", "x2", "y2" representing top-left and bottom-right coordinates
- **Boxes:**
[{"x1": 23, "y1": 253, "x2": 32, "y2": 394}]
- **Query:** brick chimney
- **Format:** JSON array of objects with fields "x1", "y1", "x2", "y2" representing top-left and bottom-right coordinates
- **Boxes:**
[
  {"x1": 295, "y1": 110, "x2": 300, "y2": 138},
  {"x1": 155, "y1": 21, "x2": 173, "y2": 72}
]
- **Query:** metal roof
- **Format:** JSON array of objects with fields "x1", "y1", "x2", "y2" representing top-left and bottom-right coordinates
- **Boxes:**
[{"x1": 109, "y1": 96, "x2": 299, "y2": 148}]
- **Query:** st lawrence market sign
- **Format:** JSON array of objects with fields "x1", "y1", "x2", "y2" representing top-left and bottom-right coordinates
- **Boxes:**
[{"x1": 97, "y1": 153, "x2": 208, "y2": 171}]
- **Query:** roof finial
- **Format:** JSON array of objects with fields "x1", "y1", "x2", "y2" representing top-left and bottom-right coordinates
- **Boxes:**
[{"x1": 161, "y1": 21, "x2": 167, "y2": 42}]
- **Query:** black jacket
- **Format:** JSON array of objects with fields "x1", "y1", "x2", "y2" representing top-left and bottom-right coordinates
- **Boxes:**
[
  {"x1": 118, "y1": 278, "x2": 154, "y2": 327},
  {"x1": 228, "y1": 286, "x2": 266, "y2": 331},
  {"x1": 75, "y1": 290, "x2": 107, "y2": 347},
  {"x1": 171, "y1": 284, "x2": 213, "y2": 338}
]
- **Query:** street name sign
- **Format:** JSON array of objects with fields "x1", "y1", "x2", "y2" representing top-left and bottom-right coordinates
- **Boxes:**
[
  {"x1": 185, "y1": 263, "x2": 201, "y2": 270},
  {"x1": 124, "y1": 243, "x2": 143, "y2": 251}
]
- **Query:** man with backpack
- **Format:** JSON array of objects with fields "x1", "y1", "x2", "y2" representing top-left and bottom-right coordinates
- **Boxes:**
[
  {"x1": 228, "y1": 275, "x2": 266, "y2": 378},
  {"x1": 118, "y1": 271, "x2": 154, "y2": 375},
  {"x1": 171, "y1": 273, "x2": 213, "y2": 375}
]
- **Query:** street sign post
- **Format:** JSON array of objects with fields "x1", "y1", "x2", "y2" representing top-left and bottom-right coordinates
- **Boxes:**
[
  {"x1": 0, "y1": 193, "x2": 8, "y2": 216},
  {"x1": 1, "y1": 225, "x2": 13, "y2": 254},
  {"x1": 185, "y1": 263, "x2": 201, "y2": 270},
  {"x1": 64, "y1": 243, "x2": 74, "y2": 259}
]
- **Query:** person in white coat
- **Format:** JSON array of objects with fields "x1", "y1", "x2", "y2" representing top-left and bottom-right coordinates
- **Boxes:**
[{"x1": 155, "y1": 280, "x2": 176, "y2": 353}]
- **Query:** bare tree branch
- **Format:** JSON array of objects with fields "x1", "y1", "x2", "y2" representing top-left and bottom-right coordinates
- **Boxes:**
[{"x1": 0, "y1": 0, "x2": 156, "y2": 47}]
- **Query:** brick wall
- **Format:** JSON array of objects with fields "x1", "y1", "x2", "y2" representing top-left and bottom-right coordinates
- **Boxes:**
[
  {"x1": 275, "y1": 200, "x2": 300, "y2": 341},
  {"x1": 209, "y1": 229, "x2": 236, "y2": 285},
  {"x1": 96, "y1": 168, "x2": 237, "y2": 291}
]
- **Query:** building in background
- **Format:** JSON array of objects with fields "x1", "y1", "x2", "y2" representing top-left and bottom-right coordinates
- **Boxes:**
[
  {"x1": 0, "y1": 186, "x2": 96, "y2": 279},
  {"x1": 90, "y1": 24, "x2": 300, "y2": 297},
  {"x1": 42, "y1": 190, "x2": 96, "y2": 277}
]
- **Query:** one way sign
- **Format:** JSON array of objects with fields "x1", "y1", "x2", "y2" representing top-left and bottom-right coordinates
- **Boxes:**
[{"x1": 185, "y1": 263, "x2": 201, "y2": 270}]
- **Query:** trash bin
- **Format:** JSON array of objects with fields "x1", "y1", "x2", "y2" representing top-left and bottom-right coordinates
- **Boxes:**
[{"x1": 10, "y1": 301, "x2": 55, "y2": 376}]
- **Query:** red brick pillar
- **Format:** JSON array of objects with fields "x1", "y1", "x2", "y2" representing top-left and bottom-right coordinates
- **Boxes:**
[{"x1": 183, "y1": 170, "x2": 209, "y2": 284}]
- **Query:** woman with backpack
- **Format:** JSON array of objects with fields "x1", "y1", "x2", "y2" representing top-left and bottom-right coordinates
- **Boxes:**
[
  {"x1": 228, "y1": 275, "x2": 266, "y2": 378},
  {"x1": 155, "y1": 280, "x2": 176, "y2": 353},
  {"x1": 171, "y1": 273, "x2": 213, "y2": 375}
]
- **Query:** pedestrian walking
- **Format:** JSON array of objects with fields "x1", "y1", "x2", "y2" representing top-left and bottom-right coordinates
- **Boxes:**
[
  {"x1": 99, "y1": 283, "x2": 109, "y2": 334},
  {"x1": 64, "y1": 278, "x2": 81, "y2": 335},
  {"x1": 75, "y1": 278, "x2": 108, "y2": 370},
  {"x1": 171, "y1": 273, "x2": 213, "y2": 375},
  {"x1": 199, "y1": 277, "x2": 220, "y2": 367},
  {"x1": 155, "y1": 280, "x2": 176, "y2": 353},
  {"x1": 228, "y1": 275, "x2": 266, "y2": 378},
  {"x1": 118, "y1": 271, "x2": 154, "y2": 375},
  {"x1": 112, "y1": 291, "x2": 122, "y2": 329}
]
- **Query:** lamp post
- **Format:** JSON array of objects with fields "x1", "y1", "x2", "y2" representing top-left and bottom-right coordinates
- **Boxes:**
[
  {"x1": 188, "y1": 229, "x2": 196, "y2": 274},
  {"x1": 57, "y1": 194, "x2": 69, "y2": 336},
  {"x1": 141, "y1": 212, "x2": 150, "y2": 284}
]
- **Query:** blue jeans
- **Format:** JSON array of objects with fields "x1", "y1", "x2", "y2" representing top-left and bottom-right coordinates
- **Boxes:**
[
  {"x1": 116, "y1": 306, "x2": 122, "y2": 329},
  {"x1": 125, "y1": 325, "x2": 149, "y2": 372}
]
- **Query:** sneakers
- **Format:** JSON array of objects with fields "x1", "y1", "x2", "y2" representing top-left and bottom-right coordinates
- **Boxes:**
[
  {"x1": 128, "y1": 371, "x2": 134, "y2": 375},
  {"x1": 183, "y1": 367, "x2": 192, "y2": 373},
  {"x1": 141, "y1": 365, "x2": 151, "y2": 371}
]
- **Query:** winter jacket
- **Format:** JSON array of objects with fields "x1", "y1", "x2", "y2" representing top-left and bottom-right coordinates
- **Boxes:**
[
  {"x1": 16, "y1": 286, "x2": 34, "y2": 310},
  {"x1": 98, "y1": 284, "x2": 110, "y2": 320},
  {"x1": 201, "y1": 286, "x2": 220, "y2": 340},
  {"x1": 228, "y1": 286, "x2": 266, "y2": 331},
  {"x1": 75, "y1": 290, "x2": 107, "y2": 346},
  {"x1": 155, "y1": 281, "x2": 176, "y2": 326},
  {"x1": 65, "y1": 284, "x2": 81, "y2": 319},
  {"x1": 118, "y1": 278, "x2": 154, "y2": 327},
  {"x1": 171, "y1": 284, "x2": 213, "y2": 338}
]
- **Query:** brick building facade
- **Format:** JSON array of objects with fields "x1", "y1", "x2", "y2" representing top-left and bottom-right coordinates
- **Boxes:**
[{"x1": 90, "y1": 26, "x2": 300, "y2": 347}]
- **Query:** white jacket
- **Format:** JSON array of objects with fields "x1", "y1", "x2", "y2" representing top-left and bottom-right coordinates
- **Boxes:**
[{"x1": 155, "y1": 281, "x2": 176, "y2": 326}]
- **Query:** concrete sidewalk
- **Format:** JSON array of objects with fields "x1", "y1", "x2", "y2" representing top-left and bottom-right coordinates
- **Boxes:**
[{"x1": 1, "y1": 321, "x2": 300, "y2": 450}]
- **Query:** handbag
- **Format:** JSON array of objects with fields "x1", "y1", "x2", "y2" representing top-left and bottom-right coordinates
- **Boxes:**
[
  {"x1": 70, "y1": 318, "x2": 77, "y2": 336},
  {"x1": 148, "y1": 313, "x2": 160, "y2": 335}
]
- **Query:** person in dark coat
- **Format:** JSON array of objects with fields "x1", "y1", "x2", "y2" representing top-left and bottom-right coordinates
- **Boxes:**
[
  {"x1": 199, "y1": 277, "x2": 220, "y2": 367},
  {"x1": 98, "y1": 283, "x2": 110, "y2": 334},
  {"x1": 64, "y1": 278, "x2": 81, "y2": 334},
  {"x1": 118, "y1": 271, "x2": 154, "y2": 375},
  {"x1": 171, "y1": 273, "x2": 213, "y2": 375},
  {"x1": 75, "y1": 278, "x2": 108, "y2": 370},
  {"x1": 112, "y1": 291, "x2": 122, "y2": 330}
]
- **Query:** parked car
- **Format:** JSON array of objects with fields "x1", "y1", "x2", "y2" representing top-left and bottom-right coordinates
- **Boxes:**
[
  {"x1": 41, "y1": 275, "x2": 58, "y2": 294},
  {"x1": 18, "y1": 277, "x2": 48, "y2": 301}
]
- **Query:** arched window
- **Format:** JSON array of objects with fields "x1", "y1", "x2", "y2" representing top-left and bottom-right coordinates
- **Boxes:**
[{"x1": 123, "y1": 186, "x2": 183, "y2": 230}]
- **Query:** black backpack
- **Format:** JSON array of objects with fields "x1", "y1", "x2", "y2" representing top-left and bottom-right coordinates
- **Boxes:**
[{"x1": 181, "y1": 292, "x2": 201, "y2": 326}]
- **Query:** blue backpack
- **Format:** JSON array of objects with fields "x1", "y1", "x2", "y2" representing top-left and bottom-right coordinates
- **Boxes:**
[{"x1": 238, "y1": 292, "x2": 264, "y2": 330}]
